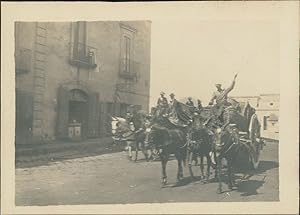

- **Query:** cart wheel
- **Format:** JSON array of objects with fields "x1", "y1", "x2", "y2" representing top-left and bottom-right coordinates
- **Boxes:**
[
  {"x1": 248, "y1": 113, "x2": 262, "y2": 170},
  {"x1": 251, "y1": 144, "x2": 261, "y2": 170}
]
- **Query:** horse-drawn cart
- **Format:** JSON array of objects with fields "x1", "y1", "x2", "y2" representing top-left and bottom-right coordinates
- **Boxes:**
[{"x1": 201, "y1": 102, "x2": 264, "y2": 170}]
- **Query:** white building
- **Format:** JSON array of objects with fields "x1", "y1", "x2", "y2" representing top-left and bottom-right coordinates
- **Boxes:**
[{"x1": 231, "y1": 94, "x2": 279, "y2": 140}]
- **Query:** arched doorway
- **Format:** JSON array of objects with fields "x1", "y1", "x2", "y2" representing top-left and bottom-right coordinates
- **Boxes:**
[{"x1": 56, "y1": 82, "x2": 100, "y2": 140}]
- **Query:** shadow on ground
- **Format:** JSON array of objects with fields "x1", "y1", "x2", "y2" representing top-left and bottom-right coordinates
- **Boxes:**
[
  {"x1": 237, "y1": 180, "x2": 265, "y2": 196},
  {"x1": 162, "y1": 159, "x2": 278, "y2": 197},
  {"x1": 253, "y1": 161, "x2": 279, "y2": 174},
  {"x1": 234, "y1": 160, "x2": 278, "y2": 196}
]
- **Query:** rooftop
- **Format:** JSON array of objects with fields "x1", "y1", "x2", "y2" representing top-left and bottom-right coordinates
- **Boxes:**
[{"x1": 260, "y1": 93, "x2": 280, "y2": 96}]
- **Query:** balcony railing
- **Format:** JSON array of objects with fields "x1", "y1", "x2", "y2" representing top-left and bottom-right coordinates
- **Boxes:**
[
  {"x1": 69, "y1": 42, "x2": 97, "y2": 69},
  {"x1": 15, "y1": 47, "x2": 32, "y2": 74},
  {"x1": 119, "y1": 59, "x2": 140, "y2": 81}
]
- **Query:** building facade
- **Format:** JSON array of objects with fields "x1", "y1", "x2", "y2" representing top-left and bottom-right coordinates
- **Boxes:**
[
  {"x1": 231, "y1": 94, "x2": 280, "y2": 140},
  {"x1": 15, "y1": 21, "x2": 151, "y2": 144}
]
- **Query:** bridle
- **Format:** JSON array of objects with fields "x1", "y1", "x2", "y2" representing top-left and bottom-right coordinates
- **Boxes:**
[{"x1": 214, "y1": 124, "x2": 239, "y2": 156}]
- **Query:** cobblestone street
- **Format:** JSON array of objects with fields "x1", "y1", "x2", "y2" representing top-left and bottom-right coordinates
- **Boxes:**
[{"x1": 16, "y1": 141, "x2": 279, "y2": 206}]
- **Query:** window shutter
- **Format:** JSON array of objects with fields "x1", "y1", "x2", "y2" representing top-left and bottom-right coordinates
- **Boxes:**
[
  {"x1": 87, "y1": 92, "x2": 99, "y2": 138},
  {"x1": 56, "y1": 86, "x2": 69, "y2": 139}
]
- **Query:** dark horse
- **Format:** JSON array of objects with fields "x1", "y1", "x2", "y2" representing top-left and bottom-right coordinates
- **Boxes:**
[
  {"x1": 213, "y1": 123, "x2": 255, "y2": 194},
  {"x1": 146, "y1": 124, "x2": 187, "y2": 185},
  {"x1": 187, "y1": 114, "x2": 214, "y2": 183}
]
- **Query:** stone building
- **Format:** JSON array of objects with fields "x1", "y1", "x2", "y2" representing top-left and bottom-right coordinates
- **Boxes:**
[
  {"x1": 231, "y1": 94, "x2": 280, "y2": 140},
  {"x1": 15, "y1": 21, "x2": 151, "y2": 144},
  {"x1": 256, "y1": 94, "x2": 280, "y2": 140}
]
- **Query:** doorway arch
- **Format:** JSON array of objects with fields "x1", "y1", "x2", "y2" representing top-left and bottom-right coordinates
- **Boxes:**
[{"x1": 56, "y1": 81, "x2": 99, "y2": 139}]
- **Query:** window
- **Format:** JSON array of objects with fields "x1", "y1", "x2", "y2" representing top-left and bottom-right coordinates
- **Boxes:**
[
  {"x1": 124, "y1": 36, "x2": 131, "y2": 73},
  {"x1": 263, "y1": 116, "x2": 269, "y2": 130},
  {"x1": 73, "y1": 22, "x2": 87, "y2": 58},
  {"x1": 70, "y1": 22, "x2": 97, "y2": 68},
  {"x1": 120, "y1": 24, "x2": 136, "y2": 78},
  {"x1": 269, "y1": 102, "x2": 274, "y2": 106}
]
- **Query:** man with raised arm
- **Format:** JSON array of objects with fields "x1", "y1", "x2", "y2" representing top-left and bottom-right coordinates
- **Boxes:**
[
  {"x1": 209, "y1": 73, "x2": 238, "y2": 106},
  {"x1": 208, "y1": 73, "x2": 239, "y2": 125}
]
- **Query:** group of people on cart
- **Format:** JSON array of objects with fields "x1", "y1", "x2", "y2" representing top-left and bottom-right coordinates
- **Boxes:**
[{"x1": 152, "y1": 73, "x2": 240, "y2": 127}]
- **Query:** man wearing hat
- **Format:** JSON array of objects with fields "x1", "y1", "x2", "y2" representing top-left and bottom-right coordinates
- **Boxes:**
[
  {"x1": 168, "y1": 93, "x2": 179, "y2": 120},
  {"x1": 157, "y1": 91, "x2": 169, "y2": 116},
  {"x1": 186, "y1": 97, "x2": 194, "y2": 107},
  {"x1": 186, "y1": 97, "x2": 197, "y2": 114},
  {"x1": 169, "y1": 93, "x2": 176, "y2": 108},
  {"x1": 208, "y1": 74, "x2": 238, "y2": 124},
  {"x1": 168, "y1": 93, "x2": 178, "y2": 114},
  {"x1": 209, "y1": 73, "x2": 238, "y2": 106},
  {"x1": 197, "y1": 99, "x2": 203, "y2": 113}
]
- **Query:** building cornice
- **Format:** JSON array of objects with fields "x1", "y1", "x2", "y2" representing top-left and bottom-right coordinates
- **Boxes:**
[
  {"x1": 230, "y1": 94, "x2": 279, "y2": 98},
  {"x1": 119, "y1": 23, "x2": 137, "y2": 33},
  {"x1": 256, "y1": 109, "x2": 279, "y2": 111},
  {"x1": 259, "y1": 93, "x2": 280, "y2": 96}
]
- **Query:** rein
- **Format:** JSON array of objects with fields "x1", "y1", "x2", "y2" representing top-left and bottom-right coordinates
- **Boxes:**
[
  {"x1": 222, "y1": 140, "x2": 237, "y2": 155},
  {"x1": 116, "y1": 130, "x2": 136, "y2": 139},
  {"x1": 180, "y1": 140, "x2": 189, "y2": 149}
]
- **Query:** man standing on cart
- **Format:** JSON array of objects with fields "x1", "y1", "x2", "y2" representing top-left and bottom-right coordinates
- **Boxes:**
[{"x1": 209, "y1": 73, "x2": 239, "y2": 124}]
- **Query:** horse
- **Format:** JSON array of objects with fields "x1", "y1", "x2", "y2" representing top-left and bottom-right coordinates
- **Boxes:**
[
  {"x1": 213, "y1": 123, "x2": 257, "y2": 194},
  {"x1": 112, "y1": 116, "x2": 150, "y2": 162},
  {"x1": 186, "y1": 114, "x2": 214, "y2": 183},
  {"x1": 217, "y1": 103, "x2": 264, "y2": 170},
  {"x1": 146, "y1": 124, "x2": 187, "y2": 185}
]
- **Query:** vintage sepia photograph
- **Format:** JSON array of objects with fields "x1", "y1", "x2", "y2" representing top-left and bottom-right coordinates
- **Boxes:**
[
  {"x1": 15, "y1": 19, "x2": 279, "y2": 205},
  {"x1": 1, "y1": 2, "x2": 299, "y2": 215}
]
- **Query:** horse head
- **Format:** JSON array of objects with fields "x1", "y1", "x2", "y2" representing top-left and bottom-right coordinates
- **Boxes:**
[
  {"x1": 111, "y1": 116, "x2": 136, "y2": 140},
  {"x1": 213, "y1": 123, "x2": 239, "y2": 156},
  {"x1": 143, "y1": 123, "x2": 153, "y2": 146},
  {"x1": 144, "y1": 124, "x2": 170, "y2": 149}
]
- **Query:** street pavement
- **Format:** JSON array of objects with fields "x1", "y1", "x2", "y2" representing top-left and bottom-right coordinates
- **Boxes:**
[{"x1": 15, "y1": 141, "x2": 279, "y2": 206}]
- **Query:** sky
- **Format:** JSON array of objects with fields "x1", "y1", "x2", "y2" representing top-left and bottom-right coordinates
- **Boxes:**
[{"x1": 149, "y1": 20, "x2": 280, "y2": 108}]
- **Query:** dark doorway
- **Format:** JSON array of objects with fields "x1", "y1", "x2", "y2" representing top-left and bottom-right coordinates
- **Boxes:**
[
  {"x1": 68, "y1": 101, "x2": 88, "y2": 138},
  {"x1": 68, "y1": 89, "x2": 88, "y2": 139},
  {"x1": 15, "y1": 90, "x2": 33, "y2": 144}
]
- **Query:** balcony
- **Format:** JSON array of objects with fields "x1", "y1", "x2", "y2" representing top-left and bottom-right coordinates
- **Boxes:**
[
  {"x1": 69, "y1": 42, "x2": 97, "y2": 69},
  {"x1": 15, "y1": 47, "x2": 32, "y2": 74},
  {"x1": 119, "y1": 59, "x2": 140, "y2": 81}
]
